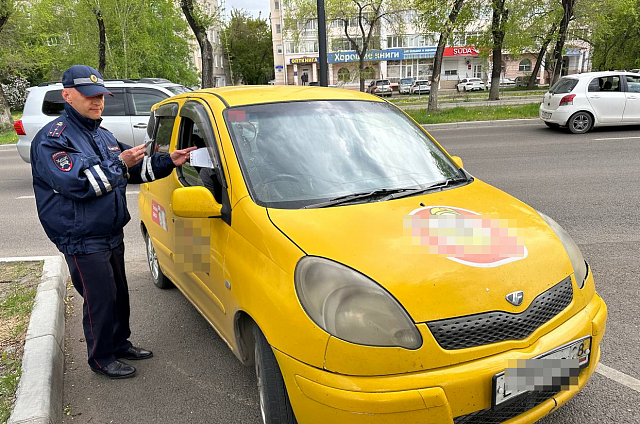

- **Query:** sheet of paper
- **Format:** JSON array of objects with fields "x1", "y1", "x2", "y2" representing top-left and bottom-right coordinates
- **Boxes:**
[{"x1": 189, "y1": 148, "x2": 214, "y2": 168}]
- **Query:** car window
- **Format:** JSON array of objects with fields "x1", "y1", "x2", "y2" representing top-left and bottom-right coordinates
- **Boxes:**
[
  {"x1": 225, "y1": 100, "x2": 463, "y2": 209},
  {"x1": 550, "y1": 78, "x2": 578, "y2": 94},
  {"x1": 130, "y1": 89, "x2": 167, "y2": 116},
  {"x1": 400, "y1": 78, "x2": 413, "y2": 84},
  {"x1": 626, "y1": 75, "x2": 640, "y2": 92},
  {"x1": 42, "y1": 90, "x2": 65, "y2": 116},
  {"x1": 177, "y1": 101, "x2": 225, "y2": 202},
  {"x1": 588, "y1": 76, "x2": 620, "y2": 92},
  {"x1": 164, "y1": 85, "x2": 189, "y2": 95},
  {"x1": 103, "y1": 88, "x2": 127, "y2": 116}
]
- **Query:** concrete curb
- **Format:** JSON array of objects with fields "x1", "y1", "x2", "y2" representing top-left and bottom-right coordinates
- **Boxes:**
[
  {"x1": 422, "y1": 118, "x2": 541, "y2": 131},
  {"x1": 6, "y1": 255, "x2": 68, "y2": 424}
]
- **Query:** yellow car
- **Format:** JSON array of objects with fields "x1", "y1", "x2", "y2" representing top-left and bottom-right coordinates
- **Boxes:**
[{"x1": 139, "y1": 86, "x2": 607, "y2": 424}]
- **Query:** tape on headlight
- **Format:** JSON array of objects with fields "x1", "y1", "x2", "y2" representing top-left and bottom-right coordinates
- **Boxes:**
[
  {"x1": 295, "y1": 257, "x2": 422, "y2": 349},
  {"x1": 538, "y1": 211, "x2": 588, "y2": 288}
]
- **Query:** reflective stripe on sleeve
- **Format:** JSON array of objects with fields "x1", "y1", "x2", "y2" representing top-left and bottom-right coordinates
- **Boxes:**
[
  {"x1": 84, "y1": 169, "x2": 103, "y2": 196},
  {"x1": 93, "y1": 165, "x2": 112, "y2": 193},
  {"x1": 140, "y1": 157, "x2": 149, "y2": 183},
  {"x1": 146, "y1": 156, "x2": 156, "y2": 181}
]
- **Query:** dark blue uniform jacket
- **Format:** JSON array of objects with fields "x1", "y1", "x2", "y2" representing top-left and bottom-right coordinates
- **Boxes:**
[{"x1": 31, "y1": 103, "x2": 175, "y2": 255}]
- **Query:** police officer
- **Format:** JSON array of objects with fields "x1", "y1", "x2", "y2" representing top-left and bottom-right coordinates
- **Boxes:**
[{"x1": 30, "y1": 65, "x2": 195, "y2": 379}]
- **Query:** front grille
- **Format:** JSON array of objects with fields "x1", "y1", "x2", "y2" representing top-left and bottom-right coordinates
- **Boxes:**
[
  {"x1": 453, "y1": 390, "x2": 557, "y2": 424},
  {"x1": 427, "y1": 277, "x2": 573, "y2": 350}
]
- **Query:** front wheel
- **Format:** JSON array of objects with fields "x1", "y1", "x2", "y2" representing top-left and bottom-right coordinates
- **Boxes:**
[
  {"x1": 567, "y1": 112, "x2": 593, "y2": 134},
  {"x1": 254, "y1": 325, "x2": 297, "y2": 424},
  {"x1": 145, "y1": 231, "x2": 172, "y2": 289}
]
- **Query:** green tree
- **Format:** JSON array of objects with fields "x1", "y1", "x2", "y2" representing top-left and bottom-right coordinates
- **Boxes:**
[
  {"x1": 589, "y1": 0, "x2": 640, "y2": 70},
  {"x1": 221, "y1": 9, "x2": 273, "y2": 85},
  {"x1": 181, "y1": 0, "x2": 218, "y2": 88}
]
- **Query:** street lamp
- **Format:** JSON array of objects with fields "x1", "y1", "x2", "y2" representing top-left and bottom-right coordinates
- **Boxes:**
[{"x1": 317, "y1": 0, "x2": 328, "y2": 86}]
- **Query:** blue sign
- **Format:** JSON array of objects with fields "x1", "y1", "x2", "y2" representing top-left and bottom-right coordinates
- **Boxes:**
[
  {"x1": 328, "y1": 48, "x2": 404, "y2": 63},
  {"x1": 403, "y1": 47, "x2": 438, "y2": 59}
]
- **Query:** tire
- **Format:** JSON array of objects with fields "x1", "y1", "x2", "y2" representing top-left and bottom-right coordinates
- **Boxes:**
[
  {"x1": 567, "y1": 111, "x2": 593, "y2": 134},
  {"x1": 544, "y1": 122, "x2": 560, "y2": 129},
  {"x1": 253, "y1": 325, "x2": 297, "y2": 424},
  {"x1": 456, "y1": 87, "x2": 460, "y2": 92},
  {"x1": 144, "y1": 231, "x2": 172, "y2": 289}
]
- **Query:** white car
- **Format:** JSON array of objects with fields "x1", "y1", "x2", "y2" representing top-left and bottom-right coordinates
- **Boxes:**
[
  {"x1": 487, "y1": 78, "x2": 516, "y2": 89},
  {"x1": 410, "y1": 80, "x2": 431, "y2": 94},
  {"x1": 456, "y1": 78, "x2": 486, "y2": 92},
  {"x1": 539, "y1": 71, "x2": 640, "y2": 134},
  {"x1": 15, "y1": 79, "x2": 189, "y2": 163},
  {"x1": 399, "y1": 78, "x2": 414, "y2": 94}
]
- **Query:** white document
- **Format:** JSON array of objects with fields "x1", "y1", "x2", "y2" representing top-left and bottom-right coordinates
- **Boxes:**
[{"x1": 189, "y1": 148, "x2": 214, "y2": 168}]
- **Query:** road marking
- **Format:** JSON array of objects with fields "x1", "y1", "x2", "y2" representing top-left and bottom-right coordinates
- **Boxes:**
[
  {"x1": 16, "y1": 195, "x2": 35, "y2": 199},
  {"x1": 592, "y1": 136, "x2": 640, "y2": 141},
  {"x1": 596, "y1": 363, "x2": 640, "y2": 393}
]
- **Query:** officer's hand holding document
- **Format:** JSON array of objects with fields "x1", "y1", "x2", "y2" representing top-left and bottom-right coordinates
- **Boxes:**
[{"x1": 190, "y1": 148, "x2": 214, "y2": 168}]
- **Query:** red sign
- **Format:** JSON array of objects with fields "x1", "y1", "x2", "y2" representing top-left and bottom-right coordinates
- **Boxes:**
[{"x1": 443, "y1": 46, "x2": 479, "y2": 57}]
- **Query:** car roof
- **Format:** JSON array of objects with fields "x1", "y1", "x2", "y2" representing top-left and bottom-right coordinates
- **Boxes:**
[
  {"x1": 561, "y1": 71, "x2": 640, "y2": 80},
  {"x1": 178, "y1": 85, "x2": 384, "y2": 108}
]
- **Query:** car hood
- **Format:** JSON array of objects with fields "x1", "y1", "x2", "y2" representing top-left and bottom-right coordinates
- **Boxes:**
[{"x1": 267, "y1": 179, "x2": 574, "y2": 323}]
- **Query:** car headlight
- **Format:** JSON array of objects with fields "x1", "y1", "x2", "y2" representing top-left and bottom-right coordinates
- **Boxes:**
[
  {"x1": 295, "y1": 256, "x2": 422, "y2": 349},
  {"x1": 538, "y1": 211, "x2": 588, "y2": 288}
]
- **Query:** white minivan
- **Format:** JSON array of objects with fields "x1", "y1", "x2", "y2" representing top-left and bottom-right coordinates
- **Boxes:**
[
  {"x1": 539, "y1": 71, "x2": 640, "y2": 134},
  {"x1": 15, "y1": 79, "x2": 189, "y2": 163}
]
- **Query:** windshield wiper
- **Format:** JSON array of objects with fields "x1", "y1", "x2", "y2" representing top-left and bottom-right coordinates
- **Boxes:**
[
  {"x1": 383, "y1": 177, "x2": 471, "y2": 201},
  {"x1": 304, "y1": 188, "x2": 413, "y2": 209}
]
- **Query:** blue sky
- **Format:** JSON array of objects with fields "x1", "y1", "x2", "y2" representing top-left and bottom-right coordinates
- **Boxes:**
[{"x1": 223, "y1": 0, "x2": 271, "y2": 20}]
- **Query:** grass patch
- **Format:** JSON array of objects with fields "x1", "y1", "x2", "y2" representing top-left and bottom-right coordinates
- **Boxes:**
[
  {"x1": 0, "y1": 261, "x2": 42, "y2": 423},
  {"x1": 389, "y1": 89, "x2": 547, "y2": 106},
  {"x1": 405, "y1": 103, "x2": 541, "y2": 125},
  {"x1": 0, "y1": 111, "x2": 23, "y2": 145}
]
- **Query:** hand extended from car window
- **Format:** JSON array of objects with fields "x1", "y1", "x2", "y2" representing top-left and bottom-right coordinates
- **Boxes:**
[
  {"x1": 170, "y1": 147, "x2": 197, "y2": 166},
  {"x1": 119, "y1": 144, "x2": 147, "y2": 167}
]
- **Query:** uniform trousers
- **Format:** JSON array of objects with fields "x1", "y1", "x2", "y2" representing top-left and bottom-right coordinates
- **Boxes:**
[{"x1": 65, "y1": 242, "x2": 133, "y2": 369}]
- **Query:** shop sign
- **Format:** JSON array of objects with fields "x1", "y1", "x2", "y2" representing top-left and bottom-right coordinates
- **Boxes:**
[
  {"x1": 275, "y1": 65, "x2": 283, "y2": 72},
  {"x1": 443, "y1": 46, "x2": 479, "y2": 56},
  {"x1": 328, "y1": 48, "x2": 404, "y2": 63},
  {"x1": 403, "y1": 47, "x2": 438, "y2": 59},
  {"x1": 290, "y1": 57, "x2": 318, "y2": 64}
]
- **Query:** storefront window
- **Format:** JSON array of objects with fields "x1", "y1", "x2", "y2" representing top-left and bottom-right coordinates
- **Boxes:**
[
  {"x1": 338, "y1": 68, "x2": 351, "y2": 82},
  {"x1": 361, "y1": 66, "x2": 375, "y2": 79}
]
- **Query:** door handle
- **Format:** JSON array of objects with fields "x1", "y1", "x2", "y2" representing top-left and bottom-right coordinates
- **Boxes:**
[
  {"x1": 133, "y1": 124, "x2": 148, "y2": 129},
  {"x1": 589, "y1": 95, "x2": 600, "y2": 99},
  {"x1": 628, "y1": 96, "x2": 638, "y2": 100}
]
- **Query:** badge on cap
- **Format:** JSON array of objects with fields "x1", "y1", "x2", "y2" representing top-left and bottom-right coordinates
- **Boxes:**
[
  {"x1": 52, "y1": 151, "x2": 73, "y2": 172},
  {"x1": 90, "y1": 74, "x2": 98, "y2": 82}
]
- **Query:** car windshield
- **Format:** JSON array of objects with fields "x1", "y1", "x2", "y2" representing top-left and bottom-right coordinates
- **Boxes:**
[
  {"x1": 400, "y1": 78, "x2": 413, "y2": 84},
  {"x1": 225, "y1": 101, "x2": 464, "y2": 209},
  {"x1": 165, "y1": 85, "x2": 190, "y2": 95},
  {"x1": 549, "y1": 78, "x2": 578, "y2": 94}
]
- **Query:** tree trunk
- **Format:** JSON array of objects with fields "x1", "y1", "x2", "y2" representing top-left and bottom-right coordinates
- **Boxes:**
[
  {"x1": 550, "y1": 0, "x2": 576, "y2": 86},
  {"x1": 181, "y1": 0, "x2": 214, "y2": 88},
  {"x1": 489, "y1": 0, "x2": 508, "y2": 101},
  {"x1": 0, "y1": 86, "x2": 12, "y2": 133},
  {"x1": 528, "y1": 24, "x2": 557, "y2": 89},
  {"x1": 92, "y1": 8, "x2": 107, "y2": 75},
  {"x1": 428, "y1": 0, "x2": 466, "y2": 111},
  {"x1": 359, "y1": 57, "x2": 365, "y2": 92}
]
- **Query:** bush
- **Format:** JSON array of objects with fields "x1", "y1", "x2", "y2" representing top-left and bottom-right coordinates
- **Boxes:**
[{"x1": 0, "y1": 76, "x2": 30, "y2": 110}]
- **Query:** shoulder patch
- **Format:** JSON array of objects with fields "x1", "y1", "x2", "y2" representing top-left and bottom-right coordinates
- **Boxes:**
[
  {"x1": 52, "y1": 151, "x2": 73, "y2": 172},
  {"x1": 48, "y1": 121, "x2": 66, "y2": 138}
]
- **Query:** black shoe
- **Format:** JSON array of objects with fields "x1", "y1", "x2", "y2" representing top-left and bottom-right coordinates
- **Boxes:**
[
  {"x1": 91, "y1": 360, "x2": 136, "y2": 379},
  {"x1": 117, "y1": 346, "x2": 153, "y2": 360}
]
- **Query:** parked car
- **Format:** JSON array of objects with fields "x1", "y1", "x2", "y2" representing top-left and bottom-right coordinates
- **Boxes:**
[
  {"x1": 487, "y1": 78, "x2": 516, "y2": 89},
  {"x1": 399, "y1": 77, "x2": 414, "y2": 94},
  {"x1": 539, "y1": 71, "x2": 640, "y2": 133},
  {"x1": 367, "y1": 79, "x2": 392, "y2": 97},
  {"x1": 410, "y1": 80, "x2": 431, "y2": 94},
  {"x1": 140, "y1": 85, "x2": 606, "y2": 424},
  {"x1": 15, "y1": 79, "x2": 189, "y2": 163},
  {"x1": 515, "y1": 75, "x2": 536, "y2": 88},
  {"x1": 456, "y1": 78, "x2": 486, "y2": 92}
]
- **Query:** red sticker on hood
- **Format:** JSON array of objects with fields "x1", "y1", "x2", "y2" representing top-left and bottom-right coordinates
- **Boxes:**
[{"x1": 404, "y1": 205, "x2": 527, "y2": 267}]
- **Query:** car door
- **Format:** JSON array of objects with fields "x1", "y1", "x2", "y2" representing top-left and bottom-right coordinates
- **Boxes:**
[
  {"x1": 586, "y1": 75, "x2": 626, "y2": 123},
  {"x1": 622, "y1": 75, "x2": 640, "y2": 122},
  {"x1": 172, "y1": 99, "x2": 234, "y2": 342},
  {"x1": 101, "y1": 88, "x2": 134, "y2": 144},
  {"x1": 128, "y1": 88, "x2": 169, "y2": 145}
]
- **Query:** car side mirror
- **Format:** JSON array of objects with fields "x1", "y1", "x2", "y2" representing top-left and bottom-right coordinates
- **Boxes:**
[
  {"x1": 451, "y1": 156, "x2": 464, "y2": 169},
  {"x1": 172, "y1": 186, "x2": 222, "y2": 218}
]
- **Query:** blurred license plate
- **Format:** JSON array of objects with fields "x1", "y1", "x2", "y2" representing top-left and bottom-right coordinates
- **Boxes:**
[
  {"x1": 492, "y1": 336, "x2": 591, "y2": 409},
  {"x1": 541, "y1": 111, "x2": 552, "y2": 119}
]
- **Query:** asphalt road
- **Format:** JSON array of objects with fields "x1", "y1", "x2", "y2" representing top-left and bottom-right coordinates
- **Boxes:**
[{"x1": 0, "y1": 120, "x2": 638, "y2": 423}]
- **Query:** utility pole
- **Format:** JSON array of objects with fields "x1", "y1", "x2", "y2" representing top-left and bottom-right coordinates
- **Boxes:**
[{"x1": 317, "y1": 0, "x2": 328, "y2": 86}]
